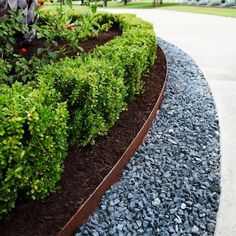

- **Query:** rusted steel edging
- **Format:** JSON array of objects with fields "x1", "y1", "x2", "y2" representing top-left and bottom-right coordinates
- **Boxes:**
[{"x1": 57, "y1": 48, "x2": 168, "y2": 236}]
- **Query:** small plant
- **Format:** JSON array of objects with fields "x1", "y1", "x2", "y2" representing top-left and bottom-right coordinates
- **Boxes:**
[
  {"x1": 0, "y1": 10, "x2": 30, "y2": 59},
  {"x1": 0, "y1": 9, "x2": 115, "y2": 86}
]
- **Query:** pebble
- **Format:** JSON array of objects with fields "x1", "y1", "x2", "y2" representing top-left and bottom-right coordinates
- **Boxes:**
[
  {"x1": 152, "y1": 197, "x2": 161, "y2": 206},
  {"x1": 207, "y1": 223, "x2": 216, "y2": 233},
  {"x1": 192, "y1": 225, "x2": 199, "y2": 234},
  {"x1": 181, "y1": 203, "x2": 187, "y2": 210},
  {"x1": 76, "y1": 38, "x2": 220, "y2": 235}
]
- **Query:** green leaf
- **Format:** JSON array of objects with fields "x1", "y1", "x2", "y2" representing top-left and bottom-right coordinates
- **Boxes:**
[
  {"x1": 37, "y1": 48, "x2": 45, "y2": 56},
  {"x1": 15, "y1": 167, "x2": 23, "y2": 173}
]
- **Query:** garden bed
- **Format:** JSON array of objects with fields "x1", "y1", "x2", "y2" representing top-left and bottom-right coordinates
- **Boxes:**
[
  {"x1": 15, "y1": 28, "x2": 121, "y2": 59},
  {"x1": 0, "y1": 46, "x2": 166, "y2": 236},
  {"x1": 0, "y1": 10, "x2": 167, "y2": 236}
]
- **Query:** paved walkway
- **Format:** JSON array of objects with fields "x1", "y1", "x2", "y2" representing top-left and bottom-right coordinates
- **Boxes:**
[{"x1": 100, "y1": 8, "x2": 236, "y2": 236}]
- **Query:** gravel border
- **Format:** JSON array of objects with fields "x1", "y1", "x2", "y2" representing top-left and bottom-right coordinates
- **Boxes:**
[{"x1": 75, "y1": 38, "x2": 221, "y2": 236}]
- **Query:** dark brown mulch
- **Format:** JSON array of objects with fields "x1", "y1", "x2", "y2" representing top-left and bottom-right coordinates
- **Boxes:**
[
  {"x1": 15, "y1": 28, "x2": 121, "y2": 59},
  {"x1": 78, "y1": 29, "x2": 121, "y2": 53},
  {"x1": 0, "y1": 38, "x2": 167, "y2": 235}
]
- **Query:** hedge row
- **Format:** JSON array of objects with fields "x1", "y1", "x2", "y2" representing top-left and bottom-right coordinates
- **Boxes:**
[
  {"x1": 38, "y1": 13, "x2": 157, "y2": 146},
  {"x1": 0, "y1": 13, "x2": 157, "y2": 216}
]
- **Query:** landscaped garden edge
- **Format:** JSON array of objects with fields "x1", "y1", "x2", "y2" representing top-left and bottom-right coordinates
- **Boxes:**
[
  {"x1": 0, "y1": 12, "x2": 157, "y2": 219},
  {"x1": 57, "y1": 46, "x2": 168, "y2": 236}
]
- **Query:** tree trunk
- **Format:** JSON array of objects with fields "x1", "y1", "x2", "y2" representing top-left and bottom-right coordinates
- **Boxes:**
[
  {"x1": 104, "y1": 0, "x2": 107, "y2": 7},
  {"x1": 153, "y1": 0, "x2": 157, "y2": 7}
]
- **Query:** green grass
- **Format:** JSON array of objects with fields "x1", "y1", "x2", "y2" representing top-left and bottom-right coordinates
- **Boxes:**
[
  {"x1": 103, "y1": 1, "x2": 236, "y2": 18},
  {"x1": 105, "y1": 1, "x2": 160, "y2": 8},
  {"x1": 161, "y1": 4, "x2": 236, "y2": 18},
  {"x1": 42, "y1": 3, "x2": 91, "y2": 14},
  {"x1": 42, "y1": 2, "x2": 236, "y2": 18}
]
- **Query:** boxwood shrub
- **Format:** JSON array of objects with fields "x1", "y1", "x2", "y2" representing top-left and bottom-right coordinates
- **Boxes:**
[
  {"x1": 38, "y1": 56, "x2": 126, "y2": 146},
  {"x1": 37, "y1": 13, "x2": 157, "y2": 146},
  {"x1": 0, "y1": 82, "x2": 68, "y2": 216},
  {"x1": 0, "y1": 12, "x2": 157, "y2": 216}
]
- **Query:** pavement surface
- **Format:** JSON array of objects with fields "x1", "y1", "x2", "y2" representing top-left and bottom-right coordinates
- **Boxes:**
[{"x1": 100, "y1": 8, "x2": 236, "y2": 236}]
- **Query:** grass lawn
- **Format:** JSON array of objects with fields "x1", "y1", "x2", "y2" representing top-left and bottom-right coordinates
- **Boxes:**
[
  {"x1": 161, "y1": 3, "x2": 236, "y2": 18},
  {"x1": 42, "y1": 3, "x2": 91, "y2": 14},
  {"x1": 105, "y1": 1, "x2": 177, "y2": 9},
  {"x1": 104, "y1": 1, "x2": 236, "y2": 18},
  {"x1": 42, "y1": 2, "x2": 236, "y2": 18}
]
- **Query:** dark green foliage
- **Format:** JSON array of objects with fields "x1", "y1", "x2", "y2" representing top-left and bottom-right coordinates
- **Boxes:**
[
  {"x1": 0, "y1": 10, "x2": 30, "y2": 59},
  {"x1": 38, "y1": 56, "x2": 126, "y2": 146},
  {"x1": 0, "y1": 82, "x2": 68, "y2": 216},
  {"x1": 0, "y1": 12, "x2": 157, "y2": 217},
  {"x1": 0, "y1": 59, "x2": 12, "y2": 85},
  {"x1": 93, "y1": 14, "x2": 156, "y2": 101},
  {"x1": 37, "y1": 13, "x2": 156, "y2": 146}
]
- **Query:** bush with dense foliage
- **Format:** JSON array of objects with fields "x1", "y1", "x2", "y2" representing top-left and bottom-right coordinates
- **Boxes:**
[
  {"x1": 38, "y1": 55, "x2": 127, "y2": 146},
  {"x1": 0, "y1": 11, "x2": 157, "y2": 216},
  {"x1": 0, "y1": 82, "x2": 68, "y2": 216},
  {"x1": 38, "y1": 13, "x2": 156, "y2": 145}
]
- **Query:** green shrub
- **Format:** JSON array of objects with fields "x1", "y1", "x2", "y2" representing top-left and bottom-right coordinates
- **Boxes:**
[
  {"x1": 38, "y1": 55, "x2": 127, "y2": 146},
  {"x1": 0, "y1": 12, "x2": 157, "y2": 216},
  {"x1": 69, "y1": 56, "x2": 127, "y2": 145},
  {"x1": 0, "y1": 82, "x2": 68, "y2": 216},
  {"x1": 92, "y1": 14, "x2": 156, "y2": 101},
  {"x1": 37, "y1": 13, "x2": 157, "y2": 146}
]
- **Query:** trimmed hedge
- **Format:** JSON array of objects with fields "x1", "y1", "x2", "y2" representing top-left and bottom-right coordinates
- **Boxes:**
[
  {"x1": 0, "y1": 13, "x2": 157, "y2": 216},
  {"x1": 0, "y1": 82, "x2": 68, "y2": 216},
  {"x1": 38, "y1": 13, "x2": 157, "y2": 146},
  {"x1": 38, "y1": 56, "x2": 126, "y2": 146}
]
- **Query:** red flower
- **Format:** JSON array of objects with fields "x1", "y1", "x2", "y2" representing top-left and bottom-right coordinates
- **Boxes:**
[
  {"x1": 66, "y1": 25, "x2": 73, "y2": 30},
  {"x1": 20, "y1": 48, "x2": 27, "y2": 55},
  {"x1": 37, "y1": 2, "x2": 42, "y2": 8}
]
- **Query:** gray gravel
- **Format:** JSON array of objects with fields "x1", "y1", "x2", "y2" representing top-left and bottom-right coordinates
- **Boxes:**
[{"x1": 75, "y1": 38, "x2": 221, "y2": 235}]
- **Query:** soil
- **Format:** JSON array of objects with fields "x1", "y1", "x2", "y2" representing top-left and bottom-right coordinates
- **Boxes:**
[
  {"x1": 0, "y1": 30, "x2": 167, "y2": 236},
  {"x1": 15, "y1": 28, "x2": 121, "y2": 59}
]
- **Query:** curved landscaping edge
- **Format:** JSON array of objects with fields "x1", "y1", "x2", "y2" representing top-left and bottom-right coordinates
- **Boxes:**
[
  {"x1": 57, "y1": 47, "x2": 168, "y2": 236},
  {"x1": 75, "y1": 37, "x2": 221, "y2": 236}
]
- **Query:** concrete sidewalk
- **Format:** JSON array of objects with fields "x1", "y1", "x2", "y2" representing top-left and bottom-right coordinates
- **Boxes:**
[{"x1": 101, "y1": 8, "x2": 236, "y2": 236}]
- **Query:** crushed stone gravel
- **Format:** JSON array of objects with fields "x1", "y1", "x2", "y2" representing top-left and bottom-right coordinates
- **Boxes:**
[{"x1": 75, "y1": 38, "x2": 221, "y2": 236}]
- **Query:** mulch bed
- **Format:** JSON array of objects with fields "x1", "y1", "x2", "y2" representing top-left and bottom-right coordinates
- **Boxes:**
[
  {"x1": 0, "y1": 30, "x2": 167, "y2": 236},
  {"x1": 14, "y1": 28, "x2": 121, "y2": 59}
]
